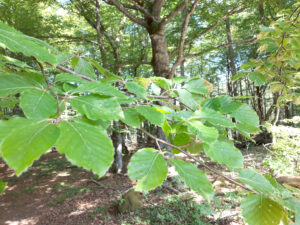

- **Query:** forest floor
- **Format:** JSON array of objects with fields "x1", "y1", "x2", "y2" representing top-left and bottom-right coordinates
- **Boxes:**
[{"x1": 0, "y1": 146, "x2": 268, "y2": 225}]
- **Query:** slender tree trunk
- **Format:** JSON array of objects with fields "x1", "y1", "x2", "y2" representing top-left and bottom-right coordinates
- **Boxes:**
[
  {"x1": 180, "y1": 60, "x2": 185, "y2": 77},
  {"x1": 256, "y1": 87, "x2": 264, "y2": 123},
  {"x1": 225, "y1": 18, "x2": 238, "y2": 97},
  {"x1": 226, "y1": 57, "x2": 232, "y2": 96},
  {"x1": 111, "y1": 122, "x2": 128, "y2": 173}
]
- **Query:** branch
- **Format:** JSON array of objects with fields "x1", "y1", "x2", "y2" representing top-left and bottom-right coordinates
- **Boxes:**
[
  {"x1": 46, "y1": 62, "x2": 96, "y2": 82},
  {"x1": 125, "y1": 0, "x2": 156, "y2": 21},
  {"x1": 104, "y1": 0, "x2": 148, "y2": 27},
  {"x1": 184, "y1": 37, "x2": 257, "y2": 59},
  {"x1": 152, "y1": 0, "x2": 165, "y2": 18},
  {"x1": 141, "y1": 128, "x2": 257, "y2": 193},
  {"x1": 170, "y1": 0, "x2": 200, "y2": 77},
  {"x1": 160, "y1": 0, "x2": 188, "y2": 27},
  {"x1": 34, "y1": 59, "x2": 61, "y2": 122},
  {"x1": 106, "y1": 61, "x2": 151, "y2": 68},
  {"x1": 37, "y1": 35, "x2": 98, "y2": 45},
  {"x1": 95, "y1": 0, "x2": 107, "y2": 66},
  {"x1": 170, "y1": 5, "x2": 249, "y2": 57}
]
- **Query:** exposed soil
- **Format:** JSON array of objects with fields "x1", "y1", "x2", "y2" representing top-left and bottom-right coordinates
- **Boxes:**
[{"x1": 0, "y1": 147, "x2": 269, "y2": 225}]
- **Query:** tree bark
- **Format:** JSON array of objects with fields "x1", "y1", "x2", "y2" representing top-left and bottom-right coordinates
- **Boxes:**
[
  {"x1": 225, "y1": 18, "x2": 238, "y2": 97},
  {"x1": 148, "y1": 28, "x2": 171, "y2": 78}
]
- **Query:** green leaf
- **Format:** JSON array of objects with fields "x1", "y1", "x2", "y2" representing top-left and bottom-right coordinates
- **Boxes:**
[
  {"x1": 73, "y1": 81, "x2": 128, "y2": 100},
  {"x1": 201, "y1": 98, "x2": 221, "y2": 111},
  {"x1": 184, "y1": 78, "x2": 209, "y2": 95},
  {"x1": 63, "y1": 83, "x2": 77, "y2": 92},
  {"x1": 1, "y1": 121, "x2": 59, "y2": 176},
  {"x1": 173, "y1": 132, "x2": 191, "y2": 146},
  {"x1": 270, "y1": 82, "x2": 285, "y2": 93},
  {"x1": 126, "y1": 81, "x2": 147, "y2": 99},
  {"x1": 0, "y1": 96, "x2": 18, "y2": 108},
  {"x1": 121, "y1": 108, "x2": 141, "y2": 128},
  {"x1": 236, "y1": 123, "x2": 260, "y2": 134},
  {"x1": 241, "y1": 61, "x2": 258, "y2": 69},
  {"x1": 57, "y1": 119, "x2": 114, "y2": 176},
  {"x1": 242, "y1": 194, "x2": 287, "y2": 225},
  {"x1": 0, "y1": 54, "x2": 31, "y2": 68},
  {"x1": 150, "y1": 83, "x2": 161, "y2": 95},
  {"x1": 187, "y1": 143, "x2": 204, "y2": 154},
  {"x1": 204, "y1": 140, "x2": 243, "y2": 169},
  {"x1": 173, "y1": 76, "x2": 186, "y2": 84},
  {"x1": 89, "y1": 59, "x2": 120, "y2": 81},
  {"x1": 55, "y1": 73, "x2": 88, "y2": 84},
  {"x1": 218, "y1": 96, "x2": 243, "y2": 113},
  {"x1": 128, "y1": 148, "x2": 168, "y2": 191},
  {"x1": 135, "y1": 106, "x2": 165, "y2": 126},
  {"x1": 187, "y1": 121, "x2": 218, "y2": 143},
  {"x1": 20, "y1": 89, "x2": 57, "y2": 120},
  {"x1": 0, "y1": 22, "x2": 57, "y2": 64},
  {"x1": 0, "y1": 179, "x2": 7, "y2": 194},
  {"x1": 170, "y1": 158, "x2": 213, "y2": 201},
  {"x1": 19, "y1": 72, "x2": 47, "y2": 89},
  {"x1": 177, "y1": 89, "x2": 201, "y2": 110},
  {"x1": 70, "y1": 95, "x2": 123, "y2": 121},
  {"x1": 230, "y1": 104, "x2": 259, "y2": 127},
  {"x1": 0, "y1": 117, "x2": 33, "y2": 143},
  {"x1": 151, "y1": 77, "x2": 171, "y2": 90},
  {"x1": 74, "y1": 58, "x2": 95, "y2": 79},
  {"x1": 192, "y1": 108, "x2": 235, "y2": 128},
  {"x1": 296, "y1": 201, "x2": 300, "y2": 225},
  {"x1": 248, "y1": 72, "x2": 267, "y2": 86},
  {"x1": 231, "y1": 72, "x2": 246, "y2": 81},
  {"x1": 239, "y1": 169, "x2": 275, "y2": 194},
  {"x1": 0, "y1": 73, "x2": 36, "y2": 97},
  {"x1": 162, "y1": 120, "x2": 172, "y2": 138}
]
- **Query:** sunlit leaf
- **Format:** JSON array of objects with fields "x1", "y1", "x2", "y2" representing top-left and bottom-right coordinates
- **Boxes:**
[
  {"x1": 135, "y1": 105, "x2": 164, "y2": 126},
  {"x1": 74, "y1": 58, "x2": 95, "y2": 79},
  {"x1": 20, "y1": 89, "x2": 57, "y2": 120},
  {"x1": 170, "y1": 158, "x2": 213, "y2": 201},
  {"x1": 128, "y1": 148, "x2": 168, "y2": 191},
  {"x1": 57, "y1": 119, "x2": 114, "y2": 176},
  {"x1": 126, "y1": 81, "x2": 147, "y2": 99},
  {"x1": 239, "y1": 169, "x2": 275, "y2": 194},
  {"x1": 187, "y1": 121, "x2": 218, "y2": 143},
  {"x1": 70, "y1": 95, "x2": 123, "y2": 121},
  {"x1": 204, "y1": 140, "x2": 243, "y2": 168},
  {"x1": 1, "y1": 121, "x2": 59, "y2": 176},
  {"x1": 0, "y1": 22, "x2": 57, "y2": 64},
  {"x1": 242, "y1": 194, "x2": 287, "y2": 225},
  {"x1": 0, "y1": 73, "x2": 36, "y2": 97}
]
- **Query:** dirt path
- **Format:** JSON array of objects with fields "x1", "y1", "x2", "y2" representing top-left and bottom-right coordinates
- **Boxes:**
[
  {"x1": 1, "y1": 151, "x2": 248, "y2": 225},
  {"x1": 0, "y1": 152, "x2": 134, "y2": 225}
]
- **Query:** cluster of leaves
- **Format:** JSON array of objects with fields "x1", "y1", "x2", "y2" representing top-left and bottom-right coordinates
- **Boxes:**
[
  {"x1": 264, "y1": 119, "x2": 300, "y2": 174},
  {"x1": 233, "y1": 3, "x2": 300, "y2": 106},
  {"x1": 0, "y1": 21, "x2": 299, "y2": 225}
]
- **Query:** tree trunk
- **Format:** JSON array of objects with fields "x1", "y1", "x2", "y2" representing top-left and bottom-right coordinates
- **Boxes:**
[
  {"x1": 111, "y1": 122, "x2": 128, "y2": 173},
  {"x1": 180, "y1": 60, "x2": 185, "y2": 77},
  {"x1": 225, "y1": 18, "x2": 238, "y2": 97},
  {"x1": 256, "y1": 87, "x2": 264, "y2": 123},
  {"x1": 148, "y1": 28, "x2": 171, "y2": 78}
]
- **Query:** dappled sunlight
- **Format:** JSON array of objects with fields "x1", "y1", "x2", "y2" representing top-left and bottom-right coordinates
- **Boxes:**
[
  {"x1": 5, "y1": 217, "x2": 39, "y2": 225},
  {"x1": 56, "y1": 171, "x2": 70, "y2": 177}
]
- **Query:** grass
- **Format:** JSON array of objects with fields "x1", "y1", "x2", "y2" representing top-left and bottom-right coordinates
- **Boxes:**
[{"x1": 117, "y1": 192, "x2": 241, "y2": 225}]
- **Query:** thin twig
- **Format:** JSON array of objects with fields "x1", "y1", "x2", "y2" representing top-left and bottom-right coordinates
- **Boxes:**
[
  {"x1": 140, "y1": 128, "x2": 257, "y2": 193},
  {"x1": 156, "y1": 139, "x2": 163, "y2": 153},
  {"x1": 162, "y1": 183, "x2": 180, "y2": 194},
  {"x1": 34, "y1": 58, "x2": 61, "y2": 122},
  {"x1": 45, "y1": 62, "x2": 96, "y2": 82}
]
